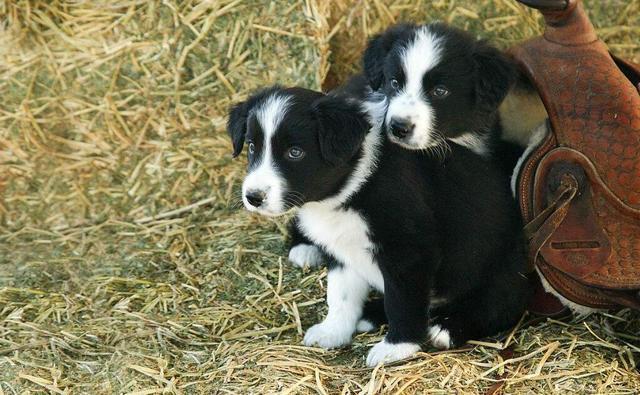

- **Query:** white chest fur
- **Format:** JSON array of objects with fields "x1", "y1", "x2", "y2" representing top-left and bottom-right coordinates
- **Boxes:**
[{"x1": 297, "y1": 203, "x2": 384, "y2": 292}]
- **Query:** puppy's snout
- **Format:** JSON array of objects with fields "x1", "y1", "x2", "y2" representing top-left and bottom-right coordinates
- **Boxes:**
[
  {"x1": 389, "y1": 117, "x2": 414, "y2": 139},
  {"x1": 245, "y1": 190, "x2": 266, "y2": 207}
]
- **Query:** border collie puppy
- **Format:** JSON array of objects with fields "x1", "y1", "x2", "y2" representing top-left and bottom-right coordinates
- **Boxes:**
[
  {"x1": 362, "y1": 22, "x2": 523, "y2": 173},
  {"x1": 227, "y1": 83, "x2": 531, "y2": 366}
]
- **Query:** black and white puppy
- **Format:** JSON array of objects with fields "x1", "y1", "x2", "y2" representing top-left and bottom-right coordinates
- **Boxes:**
[
  {"x1": 363, "y1": 22, "x2": 522, "y2": 171},
  {"x1": 287, "y1": 23, "x2": 523, "y2": 269},
  {"x1": 227, "y1": 83, "x2": 531, "y2": 366}
]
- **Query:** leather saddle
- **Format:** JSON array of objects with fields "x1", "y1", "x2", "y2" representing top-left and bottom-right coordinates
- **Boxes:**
[{"x1": 511, "y1": 0, "x2": 640, "y2": 313}]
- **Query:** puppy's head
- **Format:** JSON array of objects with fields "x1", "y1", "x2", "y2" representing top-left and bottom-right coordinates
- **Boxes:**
[
  {"x1": 228, "y1": 87, "x2": 369, "y2": 216},
  {"x1": 363, "y1": 23, "x2": 516, "y2": 151}
]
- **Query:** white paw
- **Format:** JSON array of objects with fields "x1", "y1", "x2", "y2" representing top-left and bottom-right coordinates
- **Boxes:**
[
  {"x1": 356, "y1": 319, "x2": 376, "y2": 333},
  {"x1": 288, "y1": 244, "x2": 324, "y2": 268},
  {"x1": 366, "y1": 339, "x2": 420, "y2": 367},
  {"x1": 303, "y1": 321, "x2": 353, "y2": 349},
  {"x1": 428, "y1": 325, "x2": 452, "y2": 350}
]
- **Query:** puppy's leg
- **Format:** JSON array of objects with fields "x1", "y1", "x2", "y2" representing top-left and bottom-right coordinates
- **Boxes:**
[
  {"x1": 303, "y1": 265, "x2": 369, "y2": 349},
  {"x1": 366, "y1": 263, "x2": 429, "y2": 367},
  {"x1": 429, "y1": 272, "x2": 530, "y2": 348},
  {"x1": 428, "y1": 297, "x2": 487, "y2": 349},
  {"x1": 356, "y1": 296, "x2": 387, "y2": 333},
  {"x1": 287, "y1": 216, "x2": 325, "y2": 268}
]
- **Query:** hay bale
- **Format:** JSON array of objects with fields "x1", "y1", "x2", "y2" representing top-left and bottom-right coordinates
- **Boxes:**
[
  {"x1": 0, "y1": 0, "x2": 638, "y2": 393},
  {"x1": 0, "y1": 0, "x2": 329, "y2": 230}
]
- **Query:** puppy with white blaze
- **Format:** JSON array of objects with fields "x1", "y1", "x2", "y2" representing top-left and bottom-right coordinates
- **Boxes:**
[
  {"x1": 227, "y1": 80, "x2": 531, "y2": 366},
  {"x1": 363, "y1": 22, "x2": 524, "y2": 173}
]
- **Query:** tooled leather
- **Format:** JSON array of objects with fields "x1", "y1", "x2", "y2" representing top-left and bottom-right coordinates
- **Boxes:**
[
  {"x1": 532, "y1": 148, "x2": 640, "y2": 289},
  {"x1": 592, "y1": 197, "x2": 640, "y2": 288},
  {"x1": 541, "y1": 255, "x2": 640, "y2": 310},
  {"x1": 538, "y1": 258, "x2": 619, "y2": 309},
  {"x1": 512, "y1": 0, "x2": 640, "y2": 309},
  {"x1": 515, "y1": 40, "x2": 640, "y2": 209}
]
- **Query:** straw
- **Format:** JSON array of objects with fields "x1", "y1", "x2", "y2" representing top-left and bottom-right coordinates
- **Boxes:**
[{"x1": 1, "y1": 0, "x2": 639, "y2": 393}]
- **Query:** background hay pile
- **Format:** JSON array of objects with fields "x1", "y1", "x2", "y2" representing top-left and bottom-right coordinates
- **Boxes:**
[{"x1": 0, "y1": 0, "x2": 638, "y2": 393}]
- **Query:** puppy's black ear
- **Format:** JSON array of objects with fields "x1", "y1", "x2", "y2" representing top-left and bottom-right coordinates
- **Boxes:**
[
  {"x1": 473, "y1": 42, "x2": 517, "y2": 113},
  {"x1": 363, "y1": 24, "x2": 413, "y2": 91},
  {"x1": 227, "y1": 101, "x2": 250, "y2": 157},
  {"x1": 227, "y1": 86, "x2": 281, "y2": 157},
  {"x1": 313, "y1": 95, "x2": 369, "y2": 165}
]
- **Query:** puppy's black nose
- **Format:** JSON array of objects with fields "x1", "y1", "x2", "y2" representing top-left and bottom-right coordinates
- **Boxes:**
[
  {"x1": 245, "y1": 190, "x2": 266, "y2": 207},
  {"x1": 389, "y1": 118, "x2": 414, "y2": 139}
]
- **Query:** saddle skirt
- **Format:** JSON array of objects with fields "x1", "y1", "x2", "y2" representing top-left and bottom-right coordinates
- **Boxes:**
[{"x1": 511, "y1": 0, "x2": 640, "y2": 312}]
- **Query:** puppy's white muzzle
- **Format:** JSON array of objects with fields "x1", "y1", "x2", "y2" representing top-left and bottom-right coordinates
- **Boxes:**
[
  {"x1": 242, "y1": 161, "x2": 286, "y2": 217},
  {"x1": 385, "y1": 93, "x2": 435, "y2": 150}
]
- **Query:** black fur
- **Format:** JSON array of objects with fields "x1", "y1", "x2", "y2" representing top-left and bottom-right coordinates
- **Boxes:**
[
  {"x1": 354, "y1": 137, "x2": 530, "y2": 345},
  {"x1": 287, "y1": 216, "x2": 325, "y2": 260},
  {"x1": 227, "y1": 86, "x2": 282, "y2": 157},
  {"x1": 361, "y1": 296, "x2": 388, "y2": 330},
  {"x1": 363, "y1": 23, "x2": 415, "y2": 91},
  {"x1": 313, "y1": 95, "x2": 369, "y2": 165},
  {"x1": 229, "y1": 87, "x2": 365, "y2": 204},
  {"x1": 363, "y1": 22, "x2": 519, "y2": 172},
  {"x1": 229, "y1": 86, "x2": 531, "y2": 350},
  {"x1": 472, "y1": 42, "x2": 517, "y2": 113},
  {"x1": 287, "y1": 75, "x2": 372, "y2": 260}
]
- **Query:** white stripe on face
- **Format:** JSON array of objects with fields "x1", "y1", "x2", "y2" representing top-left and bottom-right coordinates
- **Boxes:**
[
  {"x1": 242, "y1": 94, "x2": 291, "y2": 216},
  {"x1": 386, "y1": 27, "x2": 442, "y2": 149}
]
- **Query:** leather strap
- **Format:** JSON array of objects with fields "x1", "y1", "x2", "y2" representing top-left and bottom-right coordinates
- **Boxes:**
[{"x1": 524, "y1": 174, "x2": 578, "y2": 272}]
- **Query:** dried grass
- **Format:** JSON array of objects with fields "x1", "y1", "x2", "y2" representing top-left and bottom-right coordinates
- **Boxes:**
[{"x1": 0, "y1": 0, "x2": 639, "y2": 393}]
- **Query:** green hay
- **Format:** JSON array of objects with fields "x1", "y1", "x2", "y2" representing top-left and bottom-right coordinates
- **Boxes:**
[{"x1": 0, "y1": 0, "x2": 639, "y2": 393}]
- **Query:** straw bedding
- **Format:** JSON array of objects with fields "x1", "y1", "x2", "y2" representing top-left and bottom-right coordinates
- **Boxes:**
[{"x1": 0, "y1": 0, "x2": 639, "y2": 393}]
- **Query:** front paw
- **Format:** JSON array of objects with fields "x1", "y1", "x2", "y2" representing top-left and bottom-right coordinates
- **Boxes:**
[
  {"x1": 366, "y1": 339, "x2": 421, "y2": 367},
  {"x1": 428, "y1": 325, "x2": 452, "y2": 350},
  {"x1": 356, "y1": 318, "x2": 377, "y2": 333},
  {"x1": 303, "y1": 321, "x2": 353, "y2": 349},
  {"x1": 288, "y1": 244, "x2": 324, "y2": 268}
]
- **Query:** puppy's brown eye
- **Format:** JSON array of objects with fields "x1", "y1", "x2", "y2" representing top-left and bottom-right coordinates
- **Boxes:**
[
  {"x1": 286, "y1": 147, "x2": 305, "y2": 161},
  {"x1": 430, "y1": 85, "x2": 450, "y2": 98},
  {"x1": 248, "y1": 142, "x2": 256, "y2": 154},
  {"x1": 390, "y1": 79, "x2": 400, "y2": 91}
]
